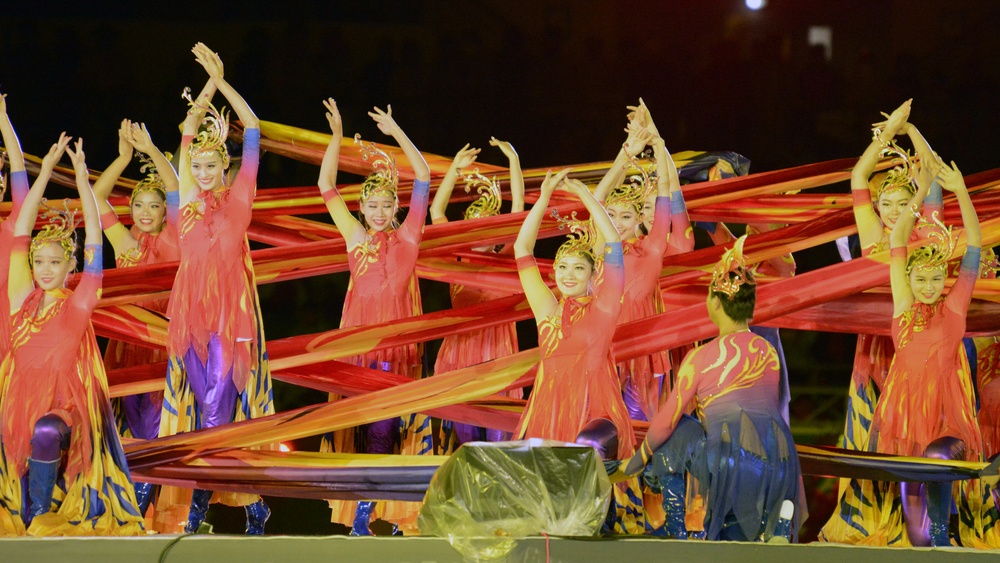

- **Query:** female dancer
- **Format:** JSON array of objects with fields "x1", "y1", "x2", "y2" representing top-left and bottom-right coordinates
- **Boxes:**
[
  {"x1": 92, "y1": 120, "x2": 179, "y2": 516},
  {"x1": 593, "y1": 104, "x2": 692, "y2": 421},
  {"x1": 162, "y1": 43, "x2": 272, "y2": 535},
  {"x1": 316, "y1": 98, "x2": 430, "y2": 535},
  {"x1": 874, "y1": 158, "x2": 982, "y2": 546},
  {"x1": 430, "y1": 139, "x2": 523, "y2": 447},
  {"x1": 0, "y1": 137, "x2": 145, "y2": 536},
  {"x1": 841, "y1": 99, "x2": 941, "y2": 453},
  {"x1": 619, "y1": 235, "x2": 804, "y2": 541}
]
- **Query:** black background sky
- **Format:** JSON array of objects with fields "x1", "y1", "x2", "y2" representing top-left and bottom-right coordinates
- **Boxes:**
[{"x1": 3, "y1": 0, "x2": 998, "y2": 537}]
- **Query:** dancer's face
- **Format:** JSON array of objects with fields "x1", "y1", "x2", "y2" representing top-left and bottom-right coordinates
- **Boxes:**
[
  {"x1": 190, "y1": 153, "x2": 227, "y2": 192},
  {"x1": 607, "y1": 203, "x2": 640, "y2": 241},
  {"x1": 909, "y1": 266, "x2": 946, "y2": 305},
  {"x1": 32, "y1": 242, "x2": 75, "y2": 291},
  {"x1": 361, "y1": 195, "x2": 397, "y2": 232},
  {"x1": 131, "y1": 192, "x2": 167, "y2": 234},
  {"x1": 877, "y1": 190, "x2": 911, "y2": 229},
  {"x1": 555, "y1": 255, "x2": 593, "y2": 298},
  {"x1": 641, "y1": 194, "x2": 657, "y2": 232}
]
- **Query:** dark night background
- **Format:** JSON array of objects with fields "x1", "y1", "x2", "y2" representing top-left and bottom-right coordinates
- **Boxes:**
[{"x1": 2, "y1": 0, "x2": 999, "y2": 538}]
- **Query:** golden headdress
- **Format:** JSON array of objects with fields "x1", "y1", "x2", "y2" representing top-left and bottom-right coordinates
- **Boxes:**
[
  {"x1": 906, "y1": 210, "x2": 956, "y2": 275},
  {"x1": 354, "y1": 133, "x2": 398, "y2": 202},
  {"x1": 461, "y1": 168, "x2": 502, "y2": 219},
  {"x1": 552, "y1": 209, "x2": 597, "y2": 265},
  {"x1": 710, "y1": 234, "x2": 756, "y2": 298},
  {"x1": 130, "y1": 152, "x2": 170, "y2": 206},
  {"x1": 183, "y1": 87, "x2": 230, "y2": 167},
  {"x1": 30, "y1": 199, "x2": 79, "y2": 262},
  {"x1": 605, "y1": 148, "x2": 656, "y2": 212},
  {"x1": 870, "y1": 128, "x2": 916, "y2": 201},
  {"x1": 979, "y1": 247, "x2": 998, "y2": 279}
]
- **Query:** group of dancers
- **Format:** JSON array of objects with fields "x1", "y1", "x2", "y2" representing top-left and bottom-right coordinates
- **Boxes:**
[{"x1": 0, "y1": 44, "x2": 996, "y2": 548}]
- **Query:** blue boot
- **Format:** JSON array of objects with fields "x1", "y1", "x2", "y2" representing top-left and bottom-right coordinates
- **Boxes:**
[
  {"x1": 245, "y1": 499, "x2": 271, "y2": 535},
  {"x1": 350, "y1": 501, "x2": 376, "y2": 536},
  {"x1": 661, "y1": 473, "x2": 688, "y2": 539},
  {"x1": 134, "y1": 482, "x2": 155, "y2": 516},
  {"x1": 27, "y1": 458, "x2": 59, "y2": 523},
  {"x1": 930, "y1": 522, "x2": 952, "y2": 547},
  {"x1": 185, "y1": 489, "x2": 214, "y2": 533}
]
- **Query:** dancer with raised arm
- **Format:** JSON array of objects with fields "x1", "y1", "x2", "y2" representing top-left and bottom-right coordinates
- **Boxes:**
[
  {"x1": 161, "y1": 43, "x2": 273, "y2": 535},
  {"x1": 316, "y1": 98, "x2": 431, "y2": 535},
  {"x1": 92, "y1": 120, "x2": 179, "y2": 517},
  {"x1": 431, "y1": 139, "x2": 524, "y2": 448},
  {"x1": 0, "y1": 137, "x2": 145, "y2": 536}
]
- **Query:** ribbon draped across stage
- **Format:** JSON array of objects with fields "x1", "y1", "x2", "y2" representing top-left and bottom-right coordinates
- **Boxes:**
[{"x1": 6, "y1": 121, "x2": 999, "y2": 497}]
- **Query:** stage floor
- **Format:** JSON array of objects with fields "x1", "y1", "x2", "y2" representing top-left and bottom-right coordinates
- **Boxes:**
[{"x1": 4, "y1": 535, "x2": 999, "y2": 563}]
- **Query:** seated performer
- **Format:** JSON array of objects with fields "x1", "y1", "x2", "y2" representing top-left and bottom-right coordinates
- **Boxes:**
[
  {"x1": 0, "y1": 137, "x2": 145, "y2": 536},
  {"x1": 619, "y1": 235, "x2": 804, "y2": 541}
]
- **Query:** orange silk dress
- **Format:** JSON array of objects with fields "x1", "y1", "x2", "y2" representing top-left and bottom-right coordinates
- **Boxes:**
[
  {"x1": 978, "y1": 339, "x2": 1000, "y2": 458},
  {"x1": 0, "y1": 170, "x2": 29, "y2": 360},
  {"x1": 514, "y1": 243, "x2": 635, "y2": 460},
  {"x1": 0, "y1": 239, "x2": 143, "y2": 536}
]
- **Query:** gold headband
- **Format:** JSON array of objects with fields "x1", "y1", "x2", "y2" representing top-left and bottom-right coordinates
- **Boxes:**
[
  {"x1": 906, "y1": 210, "x2": 956, "y2": 276},
  {"x1": 30, "y1": 199, "x2": 79, "y2": 263},
  {"x1": 130, "y1": 152, "x2": 169, "y2": 206},
  {"x1": 710, "y1": 234, "x2": 756, "y2": 298},
  {"x1": 354, "y1": 134, "x2": 398, "y2": 202},
  {"x1": 871, "y1": 128, "x2": 916, "y2": 201},
  {"x1": 461, "y1": 168, "x2": 501, "y2": 219},
  {"x1": 606, "y1": 148, "x2": 656, "y2": 212},
  {"x1": 183, "y1": 87, "x2": 230, "y2": 167},
  {"x1": 552, "y1": 209, "x2": 597, "y2": 265}
]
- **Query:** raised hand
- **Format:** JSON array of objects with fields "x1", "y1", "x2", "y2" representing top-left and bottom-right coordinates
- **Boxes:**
[
  {"x1": 126, "y1": 122, "x2": 156, "y2": 154},
  {"x1": 0, "y1": 92, "x2": 6, "y2": 116},
  {"x1": 65, "y1": 137, "x2": 87, "y2": 173},
  {"x1": 540, "y1": 168, "x2": 571, "y2": 198},
  {"x1": 489, "y1": 137, "x2": 518, "y2": 160},
  {"x1": 41, "y1": 132, "x2": 72, "y2": 171},
  {"x1": 117, "y1": 119, "x2": 134, "y2": 158},
  {"x1": 623, "y1": 119, "x2": 652, "y2": 157},
  {"x1": 937, "y1": 160, "x2": 967, "y2": 193},
  {"x1": 561, "y1": 177, "x2": 592, "y2": 199},
  {"x1": 450, "y1": 143, "x2": 480, "y2": 171},
  {"x1": 873, "y1": 99, "x2": 912, "y2": 140},
  {"x1": 323, "y1": 98, "x2": 343, "y2": 136},
  {"x1": 368, "y1": 104, "x2": 400, "y2": 137},
  {"x1": 192, "y1": 42, "x2": 225, "y2": 81}
]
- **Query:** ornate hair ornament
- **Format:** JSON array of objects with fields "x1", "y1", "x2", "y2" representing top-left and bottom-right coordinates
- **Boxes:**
[
  {"x1": 0, "y1": 148, "x2": 7, "y2": 199},
  {"x1": 354, "y1": 133, "x2": 398, "y2": 202},
  {"x1": 552, "y1": 209, "x2": 597, "y2": 265},
  {"x1": 906, "y1": 209, "x2": 956, "y2": 276},
  {"x1": 606, "y1": 146, "x2": 657, "y2": 213},
  {"x1": 710, "y1": 234, "x2": 756, "y2": 299},
  {"x1": 182, "y1": 87, "x2": 230, "y2": 167},
  {"x1": 871, "y1": 127, "x2": 916, "y2": 201},
  {"x1": 130, "y1": 152, "x2": 169, "y2": 206},
  {"x1": 30, "y1": 198, "x2": 79, "y2": 262},
  {"x1": 980, "y1": 247, "x2": 999, "y2": 279},
  {"x1": 461, "y1": 167, "x2": 502, "y2": 219}
]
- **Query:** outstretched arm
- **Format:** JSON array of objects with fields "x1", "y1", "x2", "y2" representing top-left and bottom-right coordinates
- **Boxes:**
[
  {"x1": 369, "y1": 104, "x2": 429, "y2": 183},
  {"x1": 855, "y1": 100, "x2": 911, "y2": 249},
  {"x1": 430, "y1": 143, "x2": 480, "y2": 222},
  {"x1": 491, "y1": 138, "x2": 525, "y2": 213},
  {"x1": 10, "y1": 134, "x2": 70, "y2": 311},
  {"x1": 192, "y1": 43, "x2": 258, "y2": 130},
  {"x1": 128, "y1": 121, "x2": 179, "y2": 194},
  {"x1": 940, "y1": 160, "x2": 980, "y2": 248},
  {"x1": 593, "y1": 117, "x2": 651, "y2": 203},
  {"x1": 179, "y1": 77, "x2": 217, "y2": 205},
  {"x1": 317, "y1": 98, "x2": 366, "y2": 249},
  {"x1": 0, "y1": 93, "x2": 24, "y2": 174},
  {"x1": 93, "y1": 119, "x2": 134, "y2": 217},
  {"x1": 66, "y1": 139, "x2": 102, "y2": 247},
  {"x1": 515, "y1": 169, "x2": 568, "y2": 323}
]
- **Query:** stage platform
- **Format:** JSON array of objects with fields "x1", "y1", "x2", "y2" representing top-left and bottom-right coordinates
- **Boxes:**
[{"x1": 4, "y1": 535, "x2": 999, "y2": 562}]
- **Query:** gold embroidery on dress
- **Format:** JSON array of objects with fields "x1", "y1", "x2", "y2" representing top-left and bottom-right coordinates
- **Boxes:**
[
  {"x1": 118, "y1": 246, "x2": 144, "y2": 268},
  {"x1": 351, "y1": 234, "x2": 383, "y2": 278},
  {"x1": 180, "y1": 202, "x2": 204, "y2": 237}
]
